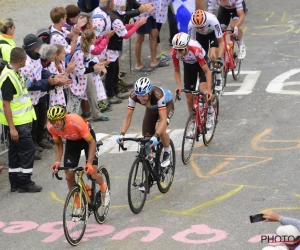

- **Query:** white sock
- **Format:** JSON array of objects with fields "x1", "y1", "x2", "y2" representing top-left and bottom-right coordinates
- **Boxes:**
[
  {"x1": 238, "y1": 39, "x2": 245, "y2": 46},
  {"x1": 164, "y1": 145, "x2": 171, "y2": 153},
  {"x1": 208, "y1": 105, "x2": 214, "y2": 113}
]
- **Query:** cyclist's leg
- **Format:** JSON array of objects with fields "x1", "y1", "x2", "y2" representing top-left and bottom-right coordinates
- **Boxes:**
[
  {"x1": 183, "y1": 62, "x2": 199, "y2": 114},
  {"x1": 217, "y1": 6, "x2": 231, "y2": 32},
  {"x1": 64, "y1": 140, "x2": 82, "y2": 190},
  {"x1": 208, "y1": 32, "x2": 219, "y2": 63},
  {"x1": 230, "y1": 9, "x2": 246, "y2": 58}
]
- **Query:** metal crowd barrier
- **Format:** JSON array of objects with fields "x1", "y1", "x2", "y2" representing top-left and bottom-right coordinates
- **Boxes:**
[{"x1": 0, "y1": 124, "x2": 8, "y2": 155}]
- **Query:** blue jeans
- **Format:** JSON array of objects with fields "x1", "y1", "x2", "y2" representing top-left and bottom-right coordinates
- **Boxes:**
[{"x1": 8, "y1": 122, "x2": 35, "y2": 186}]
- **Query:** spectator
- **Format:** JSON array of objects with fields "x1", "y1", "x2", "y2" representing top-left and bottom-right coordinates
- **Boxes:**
[
  {"x1": 0, "y1": 18, "x2": 16, "y2": 62},
  {"x1": 195, "y1": 0, "x2": 206, "y2": 10},
  {"x1": 20, "y1": 34, "x2": 69, "y2": 156},
  {"x1": 0, "y1": 47, "x2": 42, "y2": 193},
  {"x1": 105, "y1": 0, "x2": 147, "y2": 104},
  {"x1": 40, "y1": 44, "x2": 74, "y2": 107},
  {"x1": 263, "y1": 211, "x2": 300, "y2": 250},
  {"x1": 134, "y1": 0, "x2": 169, "y2": 72},
  {"x1": 49, "y1": 6, "x2": 87, "y2": 54},
  {"x1": 67, "y1": 29, "x2": 108, "y2": 122},
  {"x1": 167, "y1": 3, "x2": 178, "y2": 46},
  {"x1": 65, "y1": 5, "x2": 81, "y2": 29}
]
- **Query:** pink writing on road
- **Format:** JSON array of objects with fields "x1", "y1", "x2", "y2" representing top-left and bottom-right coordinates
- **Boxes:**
[
  {"x1": 112, "y1": 227, "x2": 164, "y2": 242},
  {"x1": 172, "y1": 224, "x2": 227, "y2": 244},
  {"x1": 3, "y1": 221, "x2": 39, "y2": 233}
]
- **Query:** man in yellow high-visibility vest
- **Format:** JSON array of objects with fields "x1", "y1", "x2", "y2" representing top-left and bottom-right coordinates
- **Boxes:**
[{"x1": 0, "y1": 47, "x2": 42, "y2": 193}]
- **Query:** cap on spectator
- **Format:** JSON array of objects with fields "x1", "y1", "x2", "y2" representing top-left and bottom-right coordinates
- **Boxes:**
[
  {"x1": 65, "y1": 5, "x2": 81, "y2": 19},
  {"x1": 39, "y1": 44, "x2": 57, "y2": 60},
  {"x1": 276, "y1": 225, "x2": 300, "y2": 245},
  {"x1": 22, "y1": 34, "x2": 43, "y2": 51}
]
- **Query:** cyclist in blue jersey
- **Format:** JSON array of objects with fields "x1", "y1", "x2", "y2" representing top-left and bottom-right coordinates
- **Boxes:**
[{"x1": 116, "y1": 77, "x2": 174, "y2": 167}]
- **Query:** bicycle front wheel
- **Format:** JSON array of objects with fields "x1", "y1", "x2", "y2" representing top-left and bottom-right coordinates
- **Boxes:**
[
  {"x1": 94, "y1": 166, "x2": 110, "y2": 224},
  {"x1": 181, "y1": 113, "x2": 197, "y2": 164},
  {"x1": 203, "y1": 95, "x2": 219, "y2": 146},
  {"x1": 127, "y1": 158, "x2": 147, "y2": 214},
  {"x1": 63, "y1": 185, "x2": 88, "y2": 246},
  {"x1": 232, "y1": 40, "x2": 242, "y2": 80},
  {"x1": 156, "y1": 139, "x2": 176, "y2": 193}
]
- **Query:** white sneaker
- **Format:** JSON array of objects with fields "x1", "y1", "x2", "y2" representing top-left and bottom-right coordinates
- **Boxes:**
[
  {"x1": 238, "y1": 44, "x2": 246, "y2": 59},
  {"x1": 161, "y1": 152, "x2": 171, "y2": 168},
  {"x1": 101, "y1": 188, "x2": 110, "y2": 207},
  {"x1": 206, "y1": 110, "x2": 215, "y2": 130},
  {"x1": 139, "y1": 186, "x2": 145, "y2": 192}
]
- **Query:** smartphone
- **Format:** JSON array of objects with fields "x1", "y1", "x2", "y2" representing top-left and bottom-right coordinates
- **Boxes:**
[{"x1": 250, "y1": 213, "x2": 265, "y2": 223}]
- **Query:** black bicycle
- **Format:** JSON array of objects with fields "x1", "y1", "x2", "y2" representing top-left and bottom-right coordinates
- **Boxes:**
[
  {"x1": 53, "y1": 141, "x2": 110, "y2": 246},
  {"x1": 119, "y1": 137, "x2": 175, "y2": 214}
]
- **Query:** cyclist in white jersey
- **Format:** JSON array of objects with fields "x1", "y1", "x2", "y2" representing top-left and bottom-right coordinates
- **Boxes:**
[
  {"x1": 188, "y1": 10, "x2": 224, "y2": 91},
  {"x1": 171, "y1": 32, "x2": 215, "y2": 130},
  {"x1": 207, "y1": 0, "x2": 246, "y2": 59}
]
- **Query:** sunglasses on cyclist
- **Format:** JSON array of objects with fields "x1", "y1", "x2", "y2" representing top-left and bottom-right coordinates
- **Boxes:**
[
  {"x1": 174, "y1": 48, "x2": 185, "y2": 52},
  {"x1": 49, "y1": 119, "x2": 63, "y2": 125},
  {"x1": 196, "y1": 25, "x2": 206, "y2": 29}
]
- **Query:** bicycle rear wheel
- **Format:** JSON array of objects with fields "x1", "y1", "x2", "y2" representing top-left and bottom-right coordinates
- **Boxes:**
[
  {"x1": 156, "y1": 140, "x2": 176, "y2": 193},
  {"x1": 203, "y1": 95, "x2": 219, "y2": 146},
  {"x1": 93, "y1": 166, "x2": 110, "y2": 224},
  {"x1": 223, "y1": 66, "x2": 229, "y2": 89},
  {"x1": 128, "y1": 158, "x2": 147, "y2": 214},
  {"x1": 63, "y1": 185, "x2": 88, "y2": 246},
  {"x1": 232, "y1": 39, "x2": 242, "y2": 80},
  {"x1": 181, "y1": 113, "x2": 197, "y2": 164}
]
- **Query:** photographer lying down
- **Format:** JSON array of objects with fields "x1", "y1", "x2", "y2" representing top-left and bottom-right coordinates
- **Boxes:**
[{"x1": 261, "y1": 211, "x2": 300, "y2": 250}]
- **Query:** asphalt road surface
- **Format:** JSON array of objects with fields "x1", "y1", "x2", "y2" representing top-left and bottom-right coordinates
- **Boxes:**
[{"x1": 1, "y1": 0, "x2": 300, "y2": 249}]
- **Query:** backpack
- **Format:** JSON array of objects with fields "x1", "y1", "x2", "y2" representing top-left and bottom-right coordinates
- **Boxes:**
[
  {"x1": 91, "y1": 11, "x2": 107, "y2": 32},
  {"x1": 64, "y1": 43, "x2": 81, "y2": 68},
  {"x1": 36, "y1": 27, "x2": 63, "y2": 44},
  {"x1": 0, "y1": 40, "x2": 10, "y2": 62}
]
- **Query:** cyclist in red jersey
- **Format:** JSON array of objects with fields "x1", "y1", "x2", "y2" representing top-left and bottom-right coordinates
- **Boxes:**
[
  {"x1": 171, "y1": 32, "x2": 215, "y2": 130},
  {"x1": 47, "y1": 105, "x2": 109, "y2": 206}
]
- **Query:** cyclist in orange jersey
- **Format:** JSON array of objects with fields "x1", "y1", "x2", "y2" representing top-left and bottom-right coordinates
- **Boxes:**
[{"x1": 47, "y1": 105, "x2": 110, "y2": 206}]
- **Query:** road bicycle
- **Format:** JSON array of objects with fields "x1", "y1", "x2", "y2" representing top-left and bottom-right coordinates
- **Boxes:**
[
  {"x1": 181, "y1": 89, "x2": 219, "y2": 164},
  {"x1": 52, "y1": 140, "x2": 110, "y2": 246},
  {"x1": 222, "y1": 29, "x2": 242, "y2": 87},
  {"x1": 119, "y1": 137, "x2": 175, "y2": 214}
]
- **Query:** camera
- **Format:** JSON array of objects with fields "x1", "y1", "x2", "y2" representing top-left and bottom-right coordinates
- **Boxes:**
[{"x1": 250, "y1": 213, "x2": 266, "y2": 223}]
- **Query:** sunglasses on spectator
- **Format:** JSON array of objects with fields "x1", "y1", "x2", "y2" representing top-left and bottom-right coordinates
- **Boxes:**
[
  {"x1": 49, "y1": 119, "x2": 63, "y2": 125},
  {"x1": 175, "y1": 48, "x2": 185, "y2": 52}
]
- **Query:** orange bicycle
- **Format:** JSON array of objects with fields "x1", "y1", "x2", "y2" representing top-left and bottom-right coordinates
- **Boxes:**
[{"x1": 222, "y1": 29, "x2": 242, "y2": 87}]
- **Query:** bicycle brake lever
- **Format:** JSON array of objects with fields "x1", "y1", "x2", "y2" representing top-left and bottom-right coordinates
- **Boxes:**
[{"x1": 119, "y1": 144, "x2": 127, "y2": 151}]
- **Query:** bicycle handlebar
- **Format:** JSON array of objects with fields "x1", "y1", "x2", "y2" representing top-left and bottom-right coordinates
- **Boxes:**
[
  {"x1": 52, "y1": 166, "x2": 84, "y2": 180},
  {"x1": 118, "y1": 137, "x2": 151, "y2": 151},
  {"x1": 181, "y1": 89, "x2": 207, "y2": 96}
]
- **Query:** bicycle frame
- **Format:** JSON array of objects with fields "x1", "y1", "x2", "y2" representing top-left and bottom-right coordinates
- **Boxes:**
[{"x1": 222, "y1": 30, "x2": 235, "y2": 71}]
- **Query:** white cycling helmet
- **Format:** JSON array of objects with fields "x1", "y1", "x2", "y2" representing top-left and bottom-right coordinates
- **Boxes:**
[
  {"x1": 134, "y1": 77, "x2": 152, "y2": 95},
  {"x1": 172, "y1": 32, "x2": 190, "y2": 49}
]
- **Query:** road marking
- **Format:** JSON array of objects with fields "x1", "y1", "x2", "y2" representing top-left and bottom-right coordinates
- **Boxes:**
[
  {"x1": 252, "y1": 128, "x2": 300, "y2": 151},
  {"x1": 190, "y1": 154, "x2": 273, "y2": 178},
  {"x1": 162, "y1": 185, "x2": 244, "y2": 216},
  {"x1": 266, "y1": 68, "x2": 300, "y2": 95},
  {"x1": 223, "y1": 71, "x2": 261, "y2": 95}
]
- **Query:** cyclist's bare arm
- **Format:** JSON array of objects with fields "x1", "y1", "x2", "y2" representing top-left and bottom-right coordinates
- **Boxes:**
[
  {"x1": 202, "y1": 63, "x2": 213, "y2": 98},
  {"x1": 156, "y1": 108, "x2": 168, "y2": 136},
  {"x1": 195, "y1": 0, "x2": 206, "y2": 10},
  {"x1": 121, "y1": 108, "x2": 134, "y2": 135},
  {"x1": 54, "y1": 138, "x2": 64, "y2": 163},
  {"x1": 216, "y1": 37, "x2": 224, "y2": 58},
  {"x1": 86, "y1": 138, "x2": 96, "y2": 166},
  {"x1": 174, "y1": 66, "x2": 182, "y2": 95}
]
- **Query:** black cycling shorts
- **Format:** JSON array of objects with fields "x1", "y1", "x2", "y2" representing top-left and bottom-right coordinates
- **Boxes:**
[
  {"x1": 217, "y1": 6, "x2": 243, "y2": 27},
  {"x1": 142, "y1": 100, "x2": 175, "y2": 137},
  {"x1": 64, "y1": 125, "x2": 98, "y2": 168},
  {"x1": 196, "y1": 31, "x2": 219, "y2": 55},
  {"x1": 183, "y1": 62, "x2": 207, "y2": 91}
]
